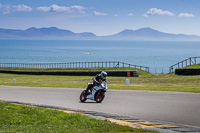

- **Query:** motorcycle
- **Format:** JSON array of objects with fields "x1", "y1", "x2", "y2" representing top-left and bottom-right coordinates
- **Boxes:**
[{"x1": 80, "y1": 81, "x2": 108, "y2": 103}]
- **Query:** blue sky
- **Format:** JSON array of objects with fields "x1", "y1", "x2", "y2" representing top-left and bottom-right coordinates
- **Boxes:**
[{"x1": 0, "y1": 0, "x2": 200, "y2": 36}]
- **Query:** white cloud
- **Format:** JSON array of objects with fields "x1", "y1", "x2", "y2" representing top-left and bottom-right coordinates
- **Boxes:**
[
  {"x1": 0, "y1": 4, "x2": 32, "y2": 14},
  {"x1": 144, "y1": 8, "x2": 175, "y2": 17},
  {"x1": 70, "y1": 5, "x2": 86, "y2": 14},
  {"x1": 13, "y1": 4, "x2": 32, "y2": 12},
  {"x1": 114, "y1": 14, "x2": 118, "y2": 17},
  {"x1": 178, "y1": 13, "x2": 194, "y2": 17},
  {"x1": 128, "y1": 13, "x2": 134, "y2": 16},
  {"x1": 37, "y1": 6, "x2": 50, "y2": 12},
  {"x1": 37, "y1": 4, "x2": 86, "y2": 14},
  {"x1": 50, "y1": 4, "x2": 72, "y2": 13},
  {"x1": 93, "y1": 11, "x2": 107, "y2": 16},
  {"x1": 3, "y1": 5, "x2": 11, "y2": 14}
]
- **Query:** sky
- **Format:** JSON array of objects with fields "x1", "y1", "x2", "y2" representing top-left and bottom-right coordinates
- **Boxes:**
[{"x1": 0, "y1": 0, "x2": 200, "y2": 36}]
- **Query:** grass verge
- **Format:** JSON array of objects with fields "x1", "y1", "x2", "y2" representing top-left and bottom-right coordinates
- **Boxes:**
[
  {"x1": 0, "y1": 67, "x2": 144, "y2": 71},
  {"x1": 0, "y1": 67, "x2": 151, "y2": 77},
  {"x1": 1, "y1": 66, "x2": 200, "y2": 93},
  {"x1": 0, "y1": 72, "x2": 200, "y2": 93},
  {"x1": 178, "y1": 63, "x2": 200, "y2": 69},
  {"x1": 0, "y1": 102, "x2": 155, "y2": 133}
]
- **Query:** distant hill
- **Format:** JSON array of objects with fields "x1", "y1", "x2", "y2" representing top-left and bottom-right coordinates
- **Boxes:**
[
  {"x1": 101, "y1": 27, "x2": 200, "y2": 41},
  {"x1": 0, "y1": 27, "x2": 97, "y2": 40},
  {"x1": 1, "y1": 27, "x2": 200, "y2": 41}
]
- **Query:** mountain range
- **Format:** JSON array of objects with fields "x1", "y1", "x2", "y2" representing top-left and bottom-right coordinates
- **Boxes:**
[
  {"x1": 0, "y1": 27, "x2": 96, "y2": 40},
  {"x1": 1, "y1": 27, "x2": 200, "y2": 41}
]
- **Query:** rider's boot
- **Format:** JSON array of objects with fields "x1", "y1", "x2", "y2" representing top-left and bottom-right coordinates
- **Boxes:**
[
  {"x1": 86, "y1": 83, "x2": 93, "y2": 95},
  {"x1": 85, "y1": 87, "x2": 91, "y2": 95}
]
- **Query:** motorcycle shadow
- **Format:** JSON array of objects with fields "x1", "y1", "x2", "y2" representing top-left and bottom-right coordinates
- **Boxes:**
[{"x1": 79, "y1": 101, "x2": 101, "y2": 104}]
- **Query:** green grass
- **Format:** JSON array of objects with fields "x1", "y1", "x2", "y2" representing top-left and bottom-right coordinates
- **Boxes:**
[
  {"x1": 0, "y1": 72, "x2": 200, "y2": 93},
  {"x1": 0, "y1": 67, "x2": 143, "y2": 71},
  {"x1": 181, "y1": 63, "x2": 200, "y2": 69},
  {"x1": 0, "y1": 102, "x2": 155, "y2": 133},
  {"x1": 0, "y1": 67, "x2": 151, "y2": 77},
  {"x1": 1, "y1": 66, "x2": 200, "y2": 93}
]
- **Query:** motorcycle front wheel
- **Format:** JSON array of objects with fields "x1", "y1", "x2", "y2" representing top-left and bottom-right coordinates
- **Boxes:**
[
  {"x1": 80, "y1": 90, "x2": 87, "y2": 102},
  {"x1": 95, "y1": 90, "x2": 105, "y2": 103}
]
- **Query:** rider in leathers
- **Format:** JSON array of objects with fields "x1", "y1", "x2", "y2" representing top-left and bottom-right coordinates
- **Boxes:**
[{"x1": 85, "y1": 71, "x2": 107, "y2": 94}]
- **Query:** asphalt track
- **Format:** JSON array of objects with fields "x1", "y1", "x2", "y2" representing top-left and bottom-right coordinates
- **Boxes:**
[{"x1": 0, "y1": 86, "x2": 200, "y2": 128}]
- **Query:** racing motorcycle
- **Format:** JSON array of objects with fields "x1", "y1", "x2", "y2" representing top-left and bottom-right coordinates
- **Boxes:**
[{"x1": 80, "y1": 81, "x2": 108, "y2": 103}]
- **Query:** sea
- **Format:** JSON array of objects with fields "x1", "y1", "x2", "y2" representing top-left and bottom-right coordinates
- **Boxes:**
[{"x1": 0, "y1": 40, "x2": 200, "y2": 73}]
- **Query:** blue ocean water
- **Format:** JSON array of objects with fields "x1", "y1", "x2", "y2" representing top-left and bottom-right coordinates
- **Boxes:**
[{"x1": 0, "y1": 40, "x2": 200, "y2": 70}]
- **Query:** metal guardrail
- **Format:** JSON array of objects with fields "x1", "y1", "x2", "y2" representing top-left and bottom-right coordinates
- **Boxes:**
[
  {"x1": 169, "y1": 57, "x2": 200, "y2": 73},
  {"x1": 1, "y1": 57, "x2": 199, "y2": 74},
  {"x1": 0, "y1": 61, "x2": 150, "y2": 73}
]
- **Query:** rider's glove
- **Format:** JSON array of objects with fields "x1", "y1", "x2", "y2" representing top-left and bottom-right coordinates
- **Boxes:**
[{"x1": 95, "y1": 81, "x2": 101, "y2": 85}]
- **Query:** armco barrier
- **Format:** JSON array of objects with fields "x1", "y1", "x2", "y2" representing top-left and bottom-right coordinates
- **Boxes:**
[
  {"x1": 0, "y1": 61, "x2": 149, "y2": 73},
  {"x1": 175, "y1": 69, "x2": 200, "y2": 75},
  {"x1": 0, "y1": 70, "x2": 139, "y2": 77}
]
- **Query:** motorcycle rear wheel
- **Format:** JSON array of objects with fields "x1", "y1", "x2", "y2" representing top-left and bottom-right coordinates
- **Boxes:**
[
  {"x1": 80, "y1": 90, "x2": 87, "y2": 102},
  {"x1": 95, "y1": 91, "x2": 105, "y2": 103}
]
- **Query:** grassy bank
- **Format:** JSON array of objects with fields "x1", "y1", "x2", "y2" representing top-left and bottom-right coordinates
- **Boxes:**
[
  {"x1": 0, "y1": 72, "x2": 200, "y2": 93},
  {"x1": 179, "y1": 63, "x2": 200, "y2": 69},
  {"x1": 0, "y1": 67, "x2": 144, "y2": 71},
  {"x1": 0, "y1": 102, "x2": 154, "y2": 133},
  {"x1": 0, "y1": 67, "x2": 151, "y2": 77}
]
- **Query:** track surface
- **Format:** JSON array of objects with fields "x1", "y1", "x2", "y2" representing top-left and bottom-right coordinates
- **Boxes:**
[{"x1": 0, "y1": 86, "x2": 200, "y2": 127}]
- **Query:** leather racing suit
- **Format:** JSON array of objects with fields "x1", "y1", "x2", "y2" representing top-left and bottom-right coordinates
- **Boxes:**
[{"x1": 86, "y1": 74, "x2": 106, "y2": 94}]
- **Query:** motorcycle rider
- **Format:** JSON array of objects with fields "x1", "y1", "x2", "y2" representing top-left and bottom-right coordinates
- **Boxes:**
[{"x1": 85, "y1": 71, "x2": 107, "y2": 95}]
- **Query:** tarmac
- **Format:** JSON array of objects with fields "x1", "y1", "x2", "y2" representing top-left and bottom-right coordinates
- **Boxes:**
[{"x1": 0, "y1": 86, "x2": 200, "y2": 132}]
